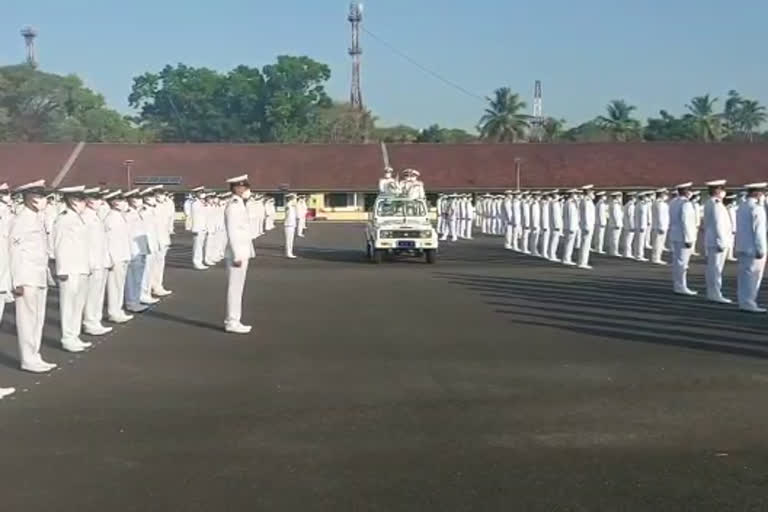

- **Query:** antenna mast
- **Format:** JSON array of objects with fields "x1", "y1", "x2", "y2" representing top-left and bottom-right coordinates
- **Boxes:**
[
  {"x1": 348, "y1": 3, "x2": 364, "y2": 110},
  {"x1": 531, "y1": 80, "x2": 544, "y2": 141},
  {"x1": 21, "y1": 26, "x2": 38, "y2": 68}
]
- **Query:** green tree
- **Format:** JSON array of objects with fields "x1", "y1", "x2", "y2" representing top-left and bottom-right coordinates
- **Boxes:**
[
  {"x1": 541, "y1": 117, "x2": 566, "y2": 142},
  {"x1": 312, "y1": 102, "x2": 376, "y2": 143},
  {"x1": 562, "y1": 120, "x2": 613, "y2": 142},
  {"x1": 643, "y1": 110, "x2": 697, "y2": 141},
  {"x1": 416, "y1": 124, "x2": 477, "y2": 143},
  {"x1": 596, "y1": 100, "x2": 641, "y2": 141},
  {"x1": 478, "y1": 87, "x2": 530, "y2": 142},
  {"x1": 685, "y1": 94, "x2": 722, "y2": 142},
  {"x1": 373, "y1": 124, "x2": 420, "y2": 143},
  {"x1": 737, "y1": 99, "x2": 768, "y2": 142}
]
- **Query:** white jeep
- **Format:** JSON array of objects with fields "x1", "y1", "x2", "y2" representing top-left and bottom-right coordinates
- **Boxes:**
[{"x1": 365, "y1": 194, "x2": 438, "y2": 264}]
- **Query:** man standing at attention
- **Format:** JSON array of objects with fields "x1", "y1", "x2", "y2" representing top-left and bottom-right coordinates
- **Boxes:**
[{"x1": 224, "y1": 175, "x2": 255, "y2": 334}]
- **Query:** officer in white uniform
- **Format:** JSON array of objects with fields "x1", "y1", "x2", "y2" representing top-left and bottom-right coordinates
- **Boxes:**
[
  {"x1": 725, "y1": 194, "x2": 738, "y2": 262},
  {"x1": 538, "y1": 193, "x2": 551, "y2": 258},
  {"x1": 510, "y1": 192, "x2": 521, "y2": 251},
  {"x1": 53, "y1": 186, "x2": 93, "y2": 353},
  {"x1": 549, "y1": 191, "x2": 563, "y2": 261},
  {"x1": 633, "y1": 192, "x2": 652, "y2": 261},
  {"x1": 593, "y1": 191, "x2": 608, "y2": 254},
  {"x1": 224, "y1": 175, "x2": 255, "y2": 334},
  {"x1": 578, "y1": 185, "x2": 596, "y2": 269},
  {"x1": 691, "y1": 192, "x2": 703, "y2": 256},
  {"x1": 651, "y1": 188, "x2": 670, "y2": 265},
  {"x1": 190, "y1": 187, "x2": 208, "y2": 270},
  {"x1": 0, "y1": 183, "x2": 13, "y2": 325},
  {"x1": 520, "y1": 193, "x2": 531, "y2": 253},
  {"x1": 561, "y1": 189, "x2": 579, "y2": 265},
  {"x1": 151, "y1": 187, "x2": 173, "y2": 297},
  {"x1": 465, "y1": 195, "x2": 475, "y2": 240},
  {"x1": 529, "y1": 193, "x2": 542, "y2": 257},
  {"x1": 622, "y1": 193, "x2": 637, "y2": 259},
  {"x1": 138, "y1": 187, "x2": 161, "y2": 305},
  {"x1": 503, "y1": 191, "x2": 514, "y2": 250},
  {"x1": 284, "y1": 193, "x2": 298, "y2": 259},
  {"x1": 10, "y1": 181, "x2": 57, "y2": 374},
  {"x1": 735, "y1": 182, "x2": 768, "y2": 313},
  {"x1": 378, "y1": 167, "x2": 399, "y2": 195},
  {"x1": 669, "y1": 182, "x2": 698, "y2": 296},
  {"x1": 607, "y1": 192, "x2": 624, "y2": 256},
  {"x1": 124, "y1": 189, "x2": 151, "y2": 312},
  {"x1": 82, "y1": 188, "x2": 113, "y2": 336},
  {"x1": 183, "y1": 193, "x2": 194, "y2": 231},
  {"x1": 297, "y1": 196, "x2": 308, "y2": 237},
  {"x1": 703, "y1": 180, "x2": 733, "y2": 303},
  {"x1": 265, "y1": 197, "x2": 276, "y2": 231},
  {"x1": 103, "y1": 190, "x2": 135, "y2": 323}
]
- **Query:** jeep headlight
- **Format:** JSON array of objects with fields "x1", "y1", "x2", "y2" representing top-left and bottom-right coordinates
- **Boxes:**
[
  {"x1": 380, "y1": 230, "x2": 393, "y2": 238},
  {"x1": 421, "y1": 230, "x2": 432, "y2": 238}
]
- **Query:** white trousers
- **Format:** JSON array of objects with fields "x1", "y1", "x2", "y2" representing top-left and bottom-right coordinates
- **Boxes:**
[
  {"x1": 450, "y1": 219, "x2": 458, "y2": 241},
  {"x1": 705, "y1": 248, "x2": 728, "y2": 300},
  {"x1": 594, "y1": 226, "x2": 606, "y2": 253},
  {"x1": 549, "y1": 231, "x2": 562, "y2": 261},
  {"x1": 539, "y1": 230, "x2": 551, "y2": 257},
  {"x1": 579, "y1": 231, "x2": 594, "y2": 267},
  {"x1": 737, "y1": 255, "x2": 766, "y2": 309},
  {"x1": 521, "y1": 229, "x2": 530, "y2": 253},
  {"x1": 59, "y1": 274, "x2": 89, "y2": 344},
  {"x1": 504, "y1": 225, "x2": 514, "y2": 248},
  {"x1": 529, "y1": 229, "x2": 540, "y2": 256},
  {"x1": 0, "y1": 293, "x2": 5, "y2": 327},
  {"x1": 562, "y1": 232, "x2": 577, "y2": 263},
  {"x1": 193, "y1": 232, "x2": 206, "y2": 267},
  {"x1": 575, "y1": 229, "x2": 582, "y2": 249},
  {"x1": 266, "y1": 217, "x2": 275, "y2": 231},
  {"x1": 623, "y1": 231, "x2": 635, "y2": 258},
  {"x1": 482, "y1": 218, "x2": 489, "y2": 234},
  {"x1": 727, "y1": 238, "x2": 736, "y2": 261},
  {"x1": 298, "y1": 217, "x2": 307, "y2": 236},
  {"x1": 204, "y1": 231, "x2": 217, "y2": 265},
  {"x1": 608, "y1": 228, "x2": 622, "y2": 256},
  {"x1": 635, "y1": 230, "x2": 648, "y2": 260},
  {"x1": 671, "y1": 242, "x2": 693, "y2": 292},
  {"x1": 125, "y1": 255, "x2": 146, "y2": 308},
  {"x1": 463, "y1": 219, "x2": 472, "y2": 239},
  {"x1": 83, "y1": 268, "x2": 108, "y2": 331},
  {"x1": 16, "y1": 286, "x2": 47, "y2": 367},
  {"x1": 107, "y1": 261, "x2": 129, "y2": 320},
  {"x1": 151, "y1": 245, "x2": 169, "y2": 292},
  {"x1": 140, "y1": 251, "x2": 155, "y2": 300},
  {"x1": 651, "y1": 230, "x2": 667, "y2": 263},
  {"x1": 285, "y1": 225, "x2": 296, "y2": 257},
  {"x1": 225, "y1": 259, "x2": 249, "y2": 326},
  {"x1": 437, "y1": 216, "x2": 445, "y2": 235},
  {"x1": 512, "y1": 226, "x2": 521, "y2": 251}
]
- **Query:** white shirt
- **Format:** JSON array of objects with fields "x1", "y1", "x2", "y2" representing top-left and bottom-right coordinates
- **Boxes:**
[
  {"x1": 190, "y1": 199, "x2": 207, "y2": 233},
  {"x1": 623, "y1": 200, "x2": 637, "y2": 231},
  {"x1": 580, "y1": 197, "x2": 596, "y2": 232},
  {"x1": 126, "y1": 207, "x2": 149, "y2": 258},
  {"x1": 549, "y1": 199, "x2": 563, "y2": 231},
  {"x1": 225, "y1": 196, "x2": 255, "y2": 263},
  {"x1": 104, "y1": 208, "x2": 132, "y2": 266},
  {"x1": 564, "y1": 199, "x2": 579, "y2": 233},
  {"x1": 596, "y1": 199, "x2": 609, "y2": 228},
  {"x1": 608, "y1": 199, "x2": 623, "y2": 229},
  {"x1": 735, "y1": 198, "x2": 767, "y2": 257},
  {"x1": 0, "y1": 204, "x2": 12, "y2": 292},
  {"x1": 53, "y1": 208, "x2": 90, "y2": 276},
  {"x1": 668, "y1": 197, "x2": 697, "y2": 244},
  {"x1": 82, "y1": 207, "x2": 110, "y2": 271},
  {"x1": 10, "y1": 206, "x2": 48, "y2": 288},
  {"x1": 704, "y1": 197, "x2": 732, "y2": 250},
  {"x1": 634, "y1": 200, "x2": 650, "y2": 233},
  {"x1": 652, "y1": 199, "x2": 670, "y2": 232},
  {"x1": 539, "y1": 199, "x2": 550, "y2": 230},
  {"x1": 284, "y1": 202, "x2": 298, "y2": 228}
]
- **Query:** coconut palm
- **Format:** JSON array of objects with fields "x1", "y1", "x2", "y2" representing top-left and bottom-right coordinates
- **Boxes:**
[
  {"x1": 723, "y1": 89, "x2": 743, "y2": 135},
  {"x1": 596, "y1": 100, "x2": 641, "y2": 141},
  {"x1": 542, "y1": 117, "x2": 566, "y2": 142},
  {"x1": 477, "y1": 87, "x2": 531, "y2": 142},
  {"x1": 685, "y1": 94, "x2": 722, "y2": 142},
  {"x1": 737, "y1": 100, "x2": 767, "y2": 142}
]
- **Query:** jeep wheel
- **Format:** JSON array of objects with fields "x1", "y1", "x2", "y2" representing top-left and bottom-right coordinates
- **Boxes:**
[
  {"x1": 425, "y1": 249, "x2": 437, "y2": 264},
  {"x1": 373, "y1": 249, "x2": 384, "y2": 264}
]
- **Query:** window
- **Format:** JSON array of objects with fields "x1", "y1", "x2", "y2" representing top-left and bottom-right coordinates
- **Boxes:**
[
  {"x1": 326, "y1": 193, "x2": 350, "y2": 208},
  {"x1": 272, "y1": 194, "x2": 284, "y2": 208},
  {"x1": 376, "y1": 199, "x2": 427, "y2": 217},
  {"x1": 364, "y1": 193, "x2": 377, "y2": 212}
]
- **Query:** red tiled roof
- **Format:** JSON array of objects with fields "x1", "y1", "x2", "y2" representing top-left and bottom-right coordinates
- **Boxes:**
[
  {"x1": 3, "y1": 142, "x2": 768, "y2": 191},
  {"x1": 63, "y1": 143, "x2": 383, "y2": 191},
  {"x1": 0, "y1": 143, "x2": 76, "y2": 186},
  {"x1": 388, "y1": 142, "x2": 768, "y2": 190}
]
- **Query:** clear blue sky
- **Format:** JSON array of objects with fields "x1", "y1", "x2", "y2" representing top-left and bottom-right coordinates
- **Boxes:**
[{"x1": 2, "y1": 0, "x2": 767, "y2": 132}]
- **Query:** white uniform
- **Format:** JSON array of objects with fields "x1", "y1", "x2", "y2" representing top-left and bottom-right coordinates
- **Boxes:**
[
  {"x1": 651, "y1": 197, "x2": 670, "y2": 264},
  {"x1": 297, "y1": 198, "x2": 308, "y2": 237},
  {"x1": 284, "y1": 199, "x2": 298, "y2": 258},
  {"x1": 562, "y1": 198, "x2": 579, "y2": 265},
  {"x1": 53, "y1": 207, "x2": 91, "y2": 350},
  {"x1": 183, "y1": 198, "x2": 193, "y2": 231},
  {"x1": 529, "y1": 198, "x2": 541, "y2": 256},
  {"x1": 139, "y1": 202, "x2": 160, "y2": 302},
  {"x1": 622, "y1": 199, "x2": 637, "y2": 258},
  {"x1": 579, "y1": 195, "x2": 596, "y2": 268},
  {"x1": 82, "y1": 206, "x2": 111, "y2": 334},
  {"x1": 704, "y1": 196, "x2": 733, "y2": 302},
  {"x1": 0, "y1": 203, "x2": 12, "y2": 324},
  {"x1": 521, "y1": 198, "x2": 531, "y2": 253},
  {"x1": 594, "y1": 198, "x2": 609, "y2": 254},
  {"x1": 735, "y1": 198, "x2": 767, "y2": 311},
  {"x1": 693, "y1": 200, "x2": 704, "y2": 255},
  {"x1": 511, "y1": 196, "x2": 522, "y2": 250},
  {"x1": 265, "y1": 199, "x2": 276, "y2": 231},
  {"x1": 104, "y1": 206, "x2": 133, "y2": 322},
  {"x1": 669, "y1": 196, "x2": 698, "y2": 294},
  {"x1": 464, "y1": 199, "x2": 475, "y2": 239},
  {"x1": 634, "y1": 198, "x2": 651, "y2": 261},
  {"x1": 726, "y1": 202, "x2": 738, "y2": 262},
  {"x1": 539, "y1": 199, "x2": 550, "y2": 258},
  {"x1": 151, "y1": 196, "x2": 173, "y2": 295},
  {"x1": 224, "y1": 195, "x2": 255, "y2": 329},
  {"x1": 548, "y1": 199, "x2": 563, "y2": 261},
  {"x1": 10, "y1": 206, "x2": 50, "y2": 369},
  {"x1": 190, "y1": 197, "x2": 208, "y2": 269},
  {"x1": 125, "y1": 204, "x2": 149, "y2": 311},
  {"x1": 607, "y1": 197, "x2": 624, "y2": 256},
  {"x1": 503, "y1": 196, "x2": 514, "y2": 249}
]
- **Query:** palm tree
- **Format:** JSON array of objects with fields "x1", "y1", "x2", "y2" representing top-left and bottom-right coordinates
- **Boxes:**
[
  {"x1": 477, "y1": 87, "x2": 531, "y2": 142},
  {"x1": 542, "y1": 117, "x2": 566, "y2": 142},
  {"x1": 596, "y1": 100, "x2": 641, "y2": 141},
  {"x1": 723, "y1": 89, "x2": 742, "y2": 136},
  {"x1": 685, "y1": 94, "x2": 722, "y2": 142},
  {"x1": 737, "y1": 99, "x2": 767, "y2": 142}
]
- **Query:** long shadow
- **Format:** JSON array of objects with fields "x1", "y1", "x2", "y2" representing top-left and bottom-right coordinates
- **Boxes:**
[
  {"x1": 433, "y1": 271, "x2": 768, "y2": 360},
  {"x1": 144, "y1": 309, "x2": 222, "y2": 332}
]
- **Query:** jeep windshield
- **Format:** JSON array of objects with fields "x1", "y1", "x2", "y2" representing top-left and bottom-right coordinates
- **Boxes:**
[{"x1": 376, "y1": 199, "x2": 426, "y2": 217}]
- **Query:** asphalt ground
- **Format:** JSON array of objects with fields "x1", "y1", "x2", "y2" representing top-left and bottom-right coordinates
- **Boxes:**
[{"x1": 2, "y1": 223, "x2": 768, "y2": 511}]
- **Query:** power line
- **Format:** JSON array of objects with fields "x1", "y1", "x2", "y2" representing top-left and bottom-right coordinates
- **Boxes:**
[{"x1": 361, "y1": 27, "x2": 487, "y2": 104}]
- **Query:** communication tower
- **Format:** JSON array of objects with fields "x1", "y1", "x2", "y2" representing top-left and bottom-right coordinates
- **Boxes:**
[
  {"x1": 21, "y1": 26, "x2": 38, "y2": 67},
  {"x1": 348, "y1": 3, "x2": 364, "y2": 109}
]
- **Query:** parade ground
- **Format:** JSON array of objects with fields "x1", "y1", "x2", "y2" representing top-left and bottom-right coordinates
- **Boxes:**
[{"x1": 2, "y1": 223, "x2": 768, "y2": 511}]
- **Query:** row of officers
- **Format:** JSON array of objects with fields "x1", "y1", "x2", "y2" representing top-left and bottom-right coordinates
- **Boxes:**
[
  {"x1": 436, "y1": 180, "x2": 768, "y2": 313},
  {"x1": 0, "y1": 180, "x2": 177, "y2": 399}
]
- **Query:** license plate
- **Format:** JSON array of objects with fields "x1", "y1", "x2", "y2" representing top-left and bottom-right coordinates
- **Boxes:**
[{"x1": 397, "y1": 241, "x2": 415, "y2": 248}]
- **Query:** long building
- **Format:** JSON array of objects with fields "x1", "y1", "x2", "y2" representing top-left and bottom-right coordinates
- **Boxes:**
[{"x1": 2, "y1": 142, "x2": 767, "y2": 219}]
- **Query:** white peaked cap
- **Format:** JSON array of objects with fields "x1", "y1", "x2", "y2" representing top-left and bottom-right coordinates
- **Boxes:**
[
  {"x1": 656, "y1": 188, "x2": 669, "y2": 193},
  {"x1": 611, "y1": 191, "x2": 623, "y2": 196},
  {"x1": 58, "y1": 185, "x2": 86, "y2": 194},
  {"x1": 124, "y1": 189, "x2": 141, "y2": 198},
  {"x1": 152, "y1": 184, "x2": 165, "y2": 191},
  {"x1": 595, "y1": 191, "x2": 606, "y2": 196},
  {"x1": 705, "y1": 179, "x2": 727, "y2": 187},
  {"x1": 675, "y1": 182, "x2": 693, "y2": 189},
  {"x1": 0, "y1": 183, "x2": 8, "y2": 191},
  {"x1": 104, "y1": 190, "x2": 123, "y2": 200},
  {"x1": 191, "y1": 186, "x2": 205, "y2": 192},
  {"x1": 744, "y1": 182, "x2": 768, "y2": 189},
  {"x1": 15, "y1": 179, "x2": 46, "y2": 192},
  {"x1": 581, "y1": 184, "x2": 594, "y2": 190},
  {"x1": 83, "y1": 187, "x2": 101, "y2": 195},
  {"x1": 226, "y1": 174, "x2": 249, "y2": 184},
  {"x1": 566, "y1": 188, "x2": 578, "y2": 193}
]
